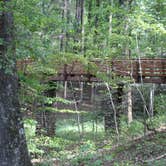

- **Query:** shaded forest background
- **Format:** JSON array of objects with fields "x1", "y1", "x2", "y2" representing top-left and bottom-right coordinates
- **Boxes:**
[{"x1": 0, "y1": 0, "x2": 165, "y2": 165}]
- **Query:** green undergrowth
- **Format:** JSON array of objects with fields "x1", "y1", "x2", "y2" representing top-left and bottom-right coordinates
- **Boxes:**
[
  {"x1": 33, "y1": 130, "x2": 166, "y2": 166},
  {"x1": 60, "y1": 131, "x2": 166, "y2": 166},
  {"x1": 25, "y1": 116, "x2": 166, "y2": 166},
  {"x1": 110, "y1": 132, "x2": 166, "y2": 165}
]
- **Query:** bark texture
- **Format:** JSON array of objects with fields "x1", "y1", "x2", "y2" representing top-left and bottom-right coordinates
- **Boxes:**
[{"x1": 0, "y1": 0, "x2": 32, "y2": 165}]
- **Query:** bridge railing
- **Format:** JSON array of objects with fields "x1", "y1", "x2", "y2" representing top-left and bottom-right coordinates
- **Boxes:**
[{"x1": 17, "y1": 58, "x2": 166, "y2": 84}]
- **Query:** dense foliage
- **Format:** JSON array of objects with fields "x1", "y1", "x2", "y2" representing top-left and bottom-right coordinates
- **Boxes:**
[
  {"x1": 2, "y1": 0, "x2": 165, "y2": 165},
  {"x1": 12, "y1": 0, "x2": 165, "y2": 60}
]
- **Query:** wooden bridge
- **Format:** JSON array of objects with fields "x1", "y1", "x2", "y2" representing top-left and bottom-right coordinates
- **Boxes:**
[{"x1": 17, "y1": 58, "x2": 166, "y2": 84}]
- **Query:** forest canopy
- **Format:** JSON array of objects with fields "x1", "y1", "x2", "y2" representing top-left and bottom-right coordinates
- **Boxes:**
[
  {"x1": 0, "y1": 0, "x2": 165, "y2": 165},
  {"x1": 12, "y1": 0, "x2": 166, "y2": 60}
]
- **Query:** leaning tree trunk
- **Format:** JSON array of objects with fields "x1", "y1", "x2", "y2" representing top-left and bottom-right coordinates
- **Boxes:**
[{"x1": 0, "y1": 0, "x2": 32, "y2": 165}]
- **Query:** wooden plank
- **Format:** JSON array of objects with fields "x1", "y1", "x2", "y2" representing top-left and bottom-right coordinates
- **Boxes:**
[{"x1": 17, "y1": 58, "x2": 166, "y2": 84}]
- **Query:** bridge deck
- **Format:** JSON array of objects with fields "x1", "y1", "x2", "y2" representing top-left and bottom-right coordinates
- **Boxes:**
[{"x1": 17, "y1": 58, "x2": 166, "y2": 84}]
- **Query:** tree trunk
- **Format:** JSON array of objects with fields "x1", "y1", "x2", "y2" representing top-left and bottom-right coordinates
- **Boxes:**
[
  {"x1": 75, "y1": 0, "x2": 84, "y2": 33},
  {"x1": 87, "y1": 0, "x2": 92, "y2": 23},
  {"x1": 60, "y1": 0, "x2": 69, "y2": 51},
  {"x1": 127, "y1": 86, "x2": 133, "y2": 124},
  {"x1": 74, "y1": 0, "x2": 84, "y2": 53},
  {"x1": 149, "y1": 84, "x2": 155, "y2": 117},
  {"x1": 0, "y1": 1, "x2": 32, "y2": 165}
]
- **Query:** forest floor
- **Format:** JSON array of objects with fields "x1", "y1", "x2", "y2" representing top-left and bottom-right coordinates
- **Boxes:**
[
  {"x1": 100, "y1": 130, "x2": 166, "y2": 166},
  {"x1": 32, "y1": 127, "x2": 166, "y2": 166}
]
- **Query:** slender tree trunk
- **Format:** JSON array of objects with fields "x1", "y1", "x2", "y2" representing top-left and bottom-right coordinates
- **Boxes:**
[
  {"x1": 64, "y1": 81, "x2": 67, "y2": 98},
  {"x1": 87, "y1": 0, "x2": 92, "y2": 23},
  {"x1": 109, "y1": 14, "x2": 112, "y2": 36},
  {"x1": 93, "y1": 0, "x2": 100, "y2": 45},
  {"x1": 81, "y1": 4, "x2": 85, "y2": 55},
  {"x1": 116, "y1": 83, "x2": 124, "y2": 128},
  {"x1": 0, "y1": 1, "x2": 32, "y2": 165},
  {"x1": 75, "y1": 0, "x2": 84, "y2": 54},
  {"x1": 149, "y1": 84, "x2": 155, "y2": 117},
  {"x1": 95, "y1": 0, "x2": 100, "y2": 27},
  {"x1": 105, "y1": 83, "x2": 119, "y2": 141},
  {"x1": 75, "y1": 0, "x2": 84, "y2": 33},
  {"x1": 127, "y1": 86, "x2": 133, "y2": 124},
  {"x1": 109, "y1": 0, "x2": 113, "y2": 36},
  {"x1": 60, "y1": 0, "x2": 69, "y2": 51}
]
